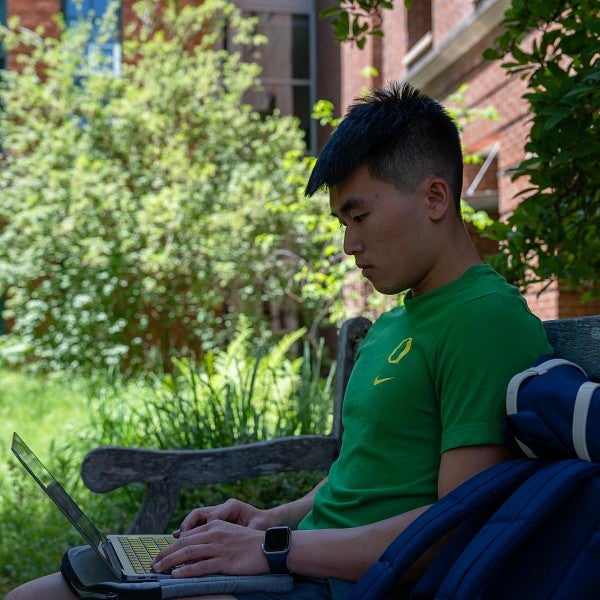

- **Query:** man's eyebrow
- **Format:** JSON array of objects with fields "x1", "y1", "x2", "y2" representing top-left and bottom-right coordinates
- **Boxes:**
[{"x1": 330, "y1": 197, "x2": 368, "y2": 219}]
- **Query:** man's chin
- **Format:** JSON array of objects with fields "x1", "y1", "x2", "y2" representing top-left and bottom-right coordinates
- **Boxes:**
[{"x1": 371, "y1": 281, "x2": 404, "y2": 296}]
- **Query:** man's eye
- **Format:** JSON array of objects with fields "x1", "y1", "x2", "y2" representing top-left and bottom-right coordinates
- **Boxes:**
[{"x1": 353, "y1": 214, "x2": 367, "y2": 223}]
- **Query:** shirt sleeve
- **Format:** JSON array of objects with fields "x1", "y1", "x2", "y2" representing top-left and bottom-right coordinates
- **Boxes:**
[{"x1": 435, "y1": 293, "x2": 553, "y2": 453}]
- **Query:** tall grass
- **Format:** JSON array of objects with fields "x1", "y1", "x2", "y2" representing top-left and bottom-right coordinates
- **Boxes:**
[{"x1": 0, "y1": 324, "x2": 334, "y2": 595}]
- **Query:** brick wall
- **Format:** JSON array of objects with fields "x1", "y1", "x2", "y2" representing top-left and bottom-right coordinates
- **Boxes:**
[
  {"x1": 459, "y1": 59, "x2": 532, "y2": 219},
  {"x1": 6, "y1": 0, "x2": 62, "y2": 69},
  {"x1": 8, "y1": 0, "x2": 61, "y2": 29},
  {"x1": 380, "y1": 2, "x2": 407, "y2": 80},
  {"x1": 558, "y1": 289, "x2": 600, "y2": 319},
  {"x1": 316, "y1": 0, "x2": 342, "y2": 148},
  {"x1": 524, "y1": 284, "x2": 559, "y2": 322},
  {"x1": 407, "y1": 1, "x2": 431, "y2": 47},
  {"x1": 339, "y1": 24, "x2": 382, "y2": 113},
  {"x1": 511, "y1": 283, "x2": 600, "y2": 322},
  {"x1": 432, "y1": 0, "x2": 472, "y2": 44}
]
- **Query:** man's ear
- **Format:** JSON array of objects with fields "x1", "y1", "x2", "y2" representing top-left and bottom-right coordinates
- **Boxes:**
[{"x1": 425, "y1": 178, "x2": 452, "y2": 222}]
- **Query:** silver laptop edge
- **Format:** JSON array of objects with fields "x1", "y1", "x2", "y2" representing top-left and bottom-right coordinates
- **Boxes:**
[{"x1": 11, "y1": 432, "x2": 170, "y2": 581}]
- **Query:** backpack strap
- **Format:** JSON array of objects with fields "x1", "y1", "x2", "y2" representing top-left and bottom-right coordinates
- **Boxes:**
[
  {"x1": 347, "y1": 459, "x2": 542, "y2": 600},
  {"x1": 407, "y1": 502, "x2": 494, "y2": 600},
  {"x1": 506, "y1": 358, "x2": 586, "y2": 415},
  {"x1": 573, "y1": 381, "x2": 600, "y2": 461},
  {"x1": 436, "y1": 459, "x2": 600, "y2": 599}
]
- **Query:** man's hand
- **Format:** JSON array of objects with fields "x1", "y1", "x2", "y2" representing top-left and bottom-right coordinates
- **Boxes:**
[
  {"x1": 174, "y1": 498, "x2": 275, "y2": 537},
  {"x1": 151, "y1": 519, "x2": 269, "y2": 577}
]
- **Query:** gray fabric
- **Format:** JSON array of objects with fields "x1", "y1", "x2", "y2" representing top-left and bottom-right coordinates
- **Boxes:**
[
  {"x1": 67, "y1": 545, "x2": 122, "y2": 584},
  {"x1": 64, "y1": 545, "x2": 294, "y2": 598},
  {"x1": 234, "y1": 577, "x2": 355, "y2": 600},
  {"x1": 159, "y1": 575, "x2": 295, "y2": 598}
]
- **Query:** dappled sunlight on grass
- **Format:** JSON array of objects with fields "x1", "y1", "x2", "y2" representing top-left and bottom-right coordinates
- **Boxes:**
[{"x1": 0, "y1": 369, "x2": 91, "y2": 462}]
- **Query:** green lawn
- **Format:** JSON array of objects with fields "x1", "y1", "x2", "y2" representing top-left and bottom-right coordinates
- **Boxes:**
[
  {"x1": 0, "y1": 368, "x2": 94, "y2": 595},
  {"x1": 0, "y1": 368, "x2": 91, "y2": 461}
]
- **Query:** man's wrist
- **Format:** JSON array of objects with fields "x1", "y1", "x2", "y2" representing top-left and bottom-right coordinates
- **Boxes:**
[
  {"x1": 265, "y1": 499, "x2": 309, "y2": 529},
  {"x1": 262, "y1": 526, "x2": 292, "y2": 573}
]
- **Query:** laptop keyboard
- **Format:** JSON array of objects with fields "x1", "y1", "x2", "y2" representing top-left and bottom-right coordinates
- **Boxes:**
[{"x1": 119, "y1": 535, "x2": 174, "y2": 574}]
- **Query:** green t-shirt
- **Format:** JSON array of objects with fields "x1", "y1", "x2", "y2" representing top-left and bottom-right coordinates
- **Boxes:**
[{"x1": 299, "y1": 264, "x2": 552, "y2": 531}]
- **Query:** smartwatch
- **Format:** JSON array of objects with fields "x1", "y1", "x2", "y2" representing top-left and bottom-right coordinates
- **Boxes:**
[{"x1": 262, "y1": 526, "x2": 292, "y2": 573}]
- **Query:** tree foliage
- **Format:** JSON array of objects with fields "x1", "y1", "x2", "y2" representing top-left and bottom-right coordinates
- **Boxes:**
[
  {"x1": 320, "y1": 1, "x2": 408, "y2": 48},
  {"x1": 0, "y1": 0, "x2": 339, "y2": 373},
  {"x1": 483, "y1": 1, "x2": 600, "y2": 298}
]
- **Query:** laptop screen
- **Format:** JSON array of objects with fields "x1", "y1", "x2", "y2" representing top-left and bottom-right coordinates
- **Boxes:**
[{"x1": 11, "y1": 432, "x2": 106, "y2": 552}]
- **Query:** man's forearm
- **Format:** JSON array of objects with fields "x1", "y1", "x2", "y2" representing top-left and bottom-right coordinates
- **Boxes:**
[
  {"x1": 282, "y1": 445, "x2": 509, "y2": 581},
  {"x1": 268, "y1": 476, "x2": 328, "y2": 528},
  {"x1": 285, "y1": 504, "x2": 431, "y2": 582}
]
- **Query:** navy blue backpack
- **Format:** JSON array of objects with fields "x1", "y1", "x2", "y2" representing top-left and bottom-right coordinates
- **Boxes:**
[
  {"x1": 504, "y1": 355, "x2": 600, "y2": 462},
  {"x1": 350, "y1": 355, "x2": 600, "y2": 600}
]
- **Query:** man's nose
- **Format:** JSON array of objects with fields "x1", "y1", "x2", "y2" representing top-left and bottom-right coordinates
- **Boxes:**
[{"x1": 343, "y1": 227, "x2": 364, "y2": 256}]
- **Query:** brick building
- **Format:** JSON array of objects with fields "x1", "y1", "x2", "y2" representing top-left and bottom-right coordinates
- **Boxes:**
[{"x1": 2, "y1": 0, "x2": 598, "y2": 320}]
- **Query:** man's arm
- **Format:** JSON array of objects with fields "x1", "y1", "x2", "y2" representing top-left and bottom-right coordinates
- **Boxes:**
[
  {"x1": 438, "y1": 444, "x2": 512, "y2": 499},
  {"x1": 153, "y1": 445, "x2": 508, "y2": 581},
  {"x1": 286, "y1": 444, "x2": 510, "y2": 582},
  {"x1": 267, "y1": 476, "x2": 328, "y2": 528}
]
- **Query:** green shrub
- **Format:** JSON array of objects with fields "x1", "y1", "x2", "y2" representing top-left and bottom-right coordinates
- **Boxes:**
[
  {"x1": 79, "y1": 322, "x2": 335, "y2": 527},
  {"x1": 0, "y1": 0, "x2": 340, "y2": 374},
  {"x1": 0, "y1": 454, "x2": 83, "y2": 590},
  {"x1": 84, "y1": 321, "x2": 334, "y2": 449}
]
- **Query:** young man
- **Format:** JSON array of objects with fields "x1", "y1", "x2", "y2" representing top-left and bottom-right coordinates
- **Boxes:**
[{"x1": 8, "y1": 83, "x2": 552, "y2": 600}]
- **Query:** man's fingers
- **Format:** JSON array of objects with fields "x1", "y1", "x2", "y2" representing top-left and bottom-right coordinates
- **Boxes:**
[
  {"x1": 152, "y1": 541, "x2": 209, "y2": 573},
  {"x1": 179, "y1": 507, "x2": 208, "y2": 532},
  {"x1": 171, "y1": 557, "x2": 221, "y2": 578}
]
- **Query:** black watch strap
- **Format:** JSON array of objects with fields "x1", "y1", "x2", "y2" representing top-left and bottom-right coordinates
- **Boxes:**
[
  {"x1": 262, "y1": 526, "x2": 291, "y2": 574},
  {"x1": 265, "y1": 550, "x2": 288, "y2": 574}
]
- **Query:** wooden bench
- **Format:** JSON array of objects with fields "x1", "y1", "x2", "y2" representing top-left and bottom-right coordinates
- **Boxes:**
[{"x1": 81, "y1": 314, "x2": 600, "y2": 534}]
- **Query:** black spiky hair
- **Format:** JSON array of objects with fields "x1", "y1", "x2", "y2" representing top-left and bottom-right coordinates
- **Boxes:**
[{"x1": 305, "y1": 82, "x2": 463, "y2": 210}]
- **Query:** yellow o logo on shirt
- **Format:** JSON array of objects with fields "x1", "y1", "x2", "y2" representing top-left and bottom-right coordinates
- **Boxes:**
[{"x1": 387, "y1": 337, "x2": 413, "y2": 364}]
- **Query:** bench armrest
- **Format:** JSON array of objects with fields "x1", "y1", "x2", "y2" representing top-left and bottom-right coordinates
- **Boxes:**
[
  {"x1": 81, "y1": 435, "x2": 339, "y2": 492},
  {"x1": 81, "y1": 435, "x2": 339, "y2": 533}
]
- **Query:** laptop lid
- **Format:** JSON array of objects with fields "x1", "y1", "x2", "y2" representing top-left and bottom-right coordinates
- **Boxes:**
[{"x1": 11, "y1": 432, "x2": 122, "y2": 578}]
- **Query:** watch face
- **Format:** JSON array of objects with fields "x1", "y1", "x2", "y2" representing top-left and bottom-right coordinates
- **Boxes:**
[{"x1": 263, "y1": 526, "x2": 291, "y2": 552}]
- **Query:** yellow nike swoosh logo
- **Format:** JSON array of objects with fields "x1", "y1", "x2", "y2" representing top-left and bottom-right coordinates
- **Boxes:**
[{"x1": 374, "y1": 375, "x2": 394, "y2": 386}]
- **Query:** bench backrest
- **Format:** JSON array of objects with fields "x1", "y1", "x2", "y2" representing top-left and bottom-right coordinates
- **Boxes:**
[{"x1": 543, "y1": 315, "x2": 600, "y2": 380}]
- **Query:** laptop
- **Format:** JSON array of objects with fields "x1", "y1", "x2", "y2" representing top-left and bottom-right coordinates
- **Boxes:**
[{"x1": 11, "y1": 432, "x2": 174, "y2": 582}]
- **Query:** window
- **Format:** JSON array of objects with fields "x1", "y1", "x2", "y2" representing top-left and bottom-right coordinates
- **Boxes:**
[
  {"x1": 464, "y1": 141, "x2": 500, "y2": 212},
  {"x1": 231, "y1": 1, "x2": 316, "y2": 153},
  {"x1": 404, "y1": 1, "x2": 432, "y2": 67},
  {"x1": 63, "y1": 0, "x2": 122, "y2": 76}
]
